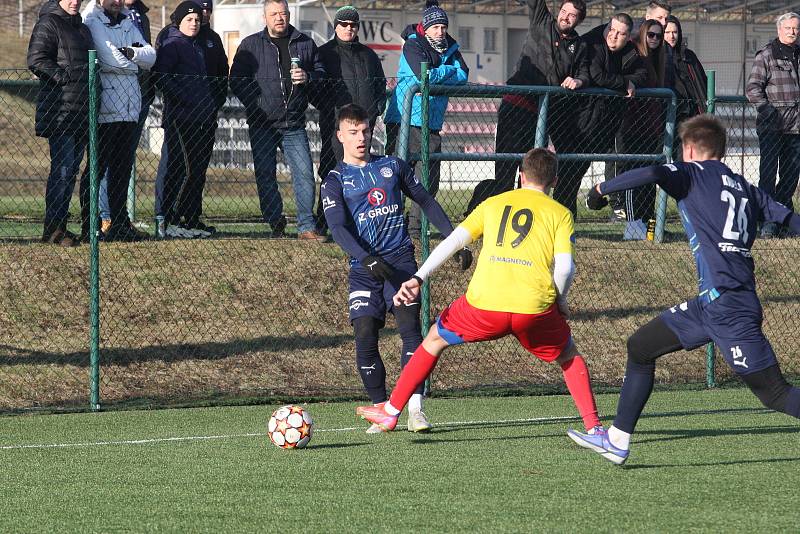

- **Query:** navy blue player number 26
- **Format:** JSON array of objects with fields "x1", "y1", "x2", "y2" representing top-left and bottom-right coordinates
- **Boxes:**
[
  {"x1": 720, "y1": 190, "x2": 749, "y2": 243},
  {"x1": 496, "y1": 205, "x2": 533, "y2": 248}
]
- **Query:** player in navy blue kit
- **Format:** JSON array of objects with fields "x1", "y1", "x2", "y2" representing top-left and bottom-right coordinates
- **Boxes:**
[
  {"x1": 569, "y1": 114, "x2": 800, "y2": 465},
  {"x1": 322, "y1": 104, "x2": 472, "y2": 433}
]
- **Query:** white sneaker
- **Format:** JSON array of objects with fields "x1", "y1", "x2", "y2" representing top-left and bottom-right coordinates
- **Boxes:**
[
  {"x1": 164, "y1": 224, "x2": 195, "y2": 239},
  {"x1": 181, "y1": 225, "x2": 211, "y2": 239},
  {"x1": 365, "y1": 423, "x2": 385, "y2": 434},
  {"x1": 407, "y1": 410, "x2": 432, "y2": 432},
  {"x1": 623, "y1": 219, "x2": 647, "y2": 241}
]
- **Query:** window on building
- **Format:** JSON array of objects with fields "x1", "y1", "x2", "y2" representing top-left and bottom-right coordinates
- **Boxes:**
[
  {"x1": 484, "y1": 28, "x2": 498, "y2": 53},
  {"x1": 300, "y1": 20, "x2": 315, "y2": 33},
  {"x1": 458, "y1": 27, "x2": 473, "y2": 52}
]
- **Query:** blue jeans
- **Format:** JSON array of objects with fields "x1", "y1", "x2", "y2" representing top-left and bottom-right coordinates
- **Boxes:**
[
  {"x1": 45, "y1": 133, "x2": 87, "y2": 228},
  {"x1": 758, "y1": 131, "x2": 800, "y2": 211},
  {"x1": 249, "y1": 126, "x2": 315, "y2": 233}
]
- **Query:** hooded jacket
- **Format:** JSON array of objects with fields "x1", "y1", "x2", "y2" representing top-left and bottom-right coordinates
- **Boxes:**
[
  {"x1": 384, "y1": 23, "x2": 468, "y2": 130},
  {"x1": 153, "y1": 25, "x2": 216, "y2": 124},
  {"x1": 84, "y1": 4, "x2": 156, "y2": 124},
  {"x1": 746, "y1": 39, "x2": 800, "y2": 134},
  {"x1": 27, "y1": 0, "x2": 94, "y2": 137},
  {"x1": 665, "y1": 16, "x2": 707, "y2": 121},
  {"x1": 230, "y1": 25, "x2": 325, "y2": 130}
]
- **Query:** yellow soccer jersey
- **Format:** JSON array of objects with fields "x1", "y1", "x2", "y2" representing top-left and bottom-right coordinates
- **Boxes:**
[{"x1": 459, "y1": 188, "x2": 575, "y2": 314}]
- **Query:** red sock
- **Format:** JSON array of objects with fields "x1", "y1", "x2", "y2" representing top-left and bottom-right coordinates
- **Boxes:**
[
  {"x1": 560, "y1": 355, "x2": 601, "y2": 430},
  {"x1": 389, "y1": 345, "x2": 440, "y2": 411}
]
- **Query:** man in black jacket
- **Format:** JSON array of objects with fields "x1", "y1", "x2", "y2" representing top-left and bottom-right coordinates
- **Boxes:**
[
  {"x1": 581, "y1": 13, "x2": 648, "y2": 213},
  {"x1": 465, "y1": 0, "x2": 591, "y2": 217},
  {"x1": 311, "y1": 5, "x2": 387, "y2": 235},
  {"x1": 230, "y1": 0, "x2": 326, "y2": 240},
  {"x1": 27, "y1": 0, "x2": 94, "y2": 246}
]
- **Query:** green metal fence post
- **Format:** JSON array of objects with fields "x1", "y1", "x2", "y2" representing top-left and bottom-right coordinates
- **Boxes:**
[
  {"x1": 654, "y1": 92, "x2": 677, "y2": 243},
  {"x1": 419, "y1": 62, "x2": 431, "y2": 332},
  {"x1": 88, "y1": 50, "x2": 102, "y2": 411},
  {"x1": 419, "y1": 63, "x2": 432, "y2": 395},
  {"x1": 705, "y1": 70, "x2": 717, "y2": 388},
  {"x1": 534, "y1": 93, "x2": 549, "y2": 149},
  {"x1": 397, "y1": 82, "x2": 420, "y2": 162},
  {"x1": 706, "y1": 70, "x2": 716, "y2": 114}
]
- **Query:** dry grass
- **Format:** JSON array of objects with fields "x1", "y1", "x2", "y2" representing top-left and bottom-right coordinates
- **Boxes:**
[{"x1": 1, "y1": 234, "x2": 799, "y2": 411}]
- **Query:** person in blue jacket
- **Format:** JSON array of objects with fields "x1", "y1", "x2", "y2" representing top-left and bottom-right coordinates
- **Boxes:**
[{"x1": 384, "y1": 0, "x2": 468, "y2": 235}]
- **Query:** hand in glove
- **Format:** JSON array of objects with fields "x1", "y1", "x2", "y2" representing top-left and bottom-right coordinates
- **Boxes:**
[{"x1": 362, "y1": 255, "x2": 395, "y2": 281}]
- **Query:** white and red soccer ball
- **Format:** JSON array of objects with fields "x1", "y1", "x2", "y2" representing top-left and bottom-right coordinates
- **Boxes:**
[{"x1": 268, "y1": 405, "x2": 313, "y2": 449}]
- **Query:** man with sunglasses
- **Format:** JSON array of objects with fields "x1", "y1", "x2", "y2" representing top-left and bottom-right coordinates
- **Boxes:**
[{"x1": 311, "y1": 5, "x2": 386, "y2": 238}]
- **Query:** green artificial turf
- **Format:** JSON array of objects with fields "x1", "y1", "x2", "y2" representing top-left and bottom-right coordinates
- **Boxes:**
[{"x1": 2, "y1": 388, "x2": 799, "y2": 532}]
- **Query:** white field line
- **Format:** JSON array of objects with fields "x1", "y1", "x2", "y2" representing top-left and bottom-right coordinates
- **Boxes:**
[{"x1": 0, "y1": 415, "x2": 579, "y2": 451}]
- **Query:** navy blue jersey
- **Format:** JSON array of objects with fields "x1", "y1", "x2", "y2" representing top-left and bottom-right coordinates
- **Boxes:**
[
  {"x1": 601, "y1": 160, "x2": 794, "y2": 296},
  {"x1": 322, "y1": 155, "x2": 454, "y2": 264}
]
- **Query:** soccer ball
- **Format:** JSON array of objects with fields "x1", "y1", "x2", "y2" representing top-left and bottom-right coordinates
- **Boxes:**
[{"x1": 268, "y1": 405, "x2": 313, "y2": 449}]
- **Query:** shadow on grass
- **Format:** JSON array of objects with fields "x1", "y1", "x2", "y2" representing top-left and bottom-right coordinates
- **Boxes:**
[
  {"x1": 0, "y1": 333, "x2": 351, "y2": 367},
  {"x1": 635, "y1": 423, "x2": 799, "y2": 444},
  {"x1": 306, "y1": 442, "x2": 371, "y2": 450},
  {"x1": 624, "y1": 456, "x2": 800, "y2": 470}
]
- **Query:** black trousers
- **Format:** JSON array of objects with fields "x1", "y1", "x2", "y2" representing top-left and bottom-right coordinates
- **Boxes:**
[
  {"x1": 161, "y1": 119, "x2": 215, "y2": 226},
  {"x1": 80, "y1": 121, "x2": 136, "y2": 234}
]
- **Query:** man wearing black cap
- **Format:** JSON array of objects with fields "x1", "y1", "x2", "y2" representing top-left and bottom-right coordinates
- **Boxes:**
[{"x1": 310, "y1": 5, "x2": 387, "y2": 236}]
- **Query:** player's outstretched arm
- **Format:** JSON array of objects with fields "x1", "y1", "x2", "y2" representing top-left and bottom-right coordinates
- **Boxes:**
[
  {"x1": 587, "y1": 164, "x2": 684, "y2": 210},
  {"x1": 393, "y1": 227, "x2": 474, "y2": 306}
]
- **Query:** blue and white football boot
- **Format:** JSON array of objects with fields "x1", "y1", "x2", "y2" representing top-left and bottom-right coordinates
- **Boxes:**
[{"x1": 567, "y1": 427, "x2": 630, "y2": 465}]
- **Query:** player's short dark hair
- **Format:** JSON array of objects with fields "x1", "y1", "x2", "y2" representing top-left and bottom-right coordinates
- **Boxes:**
[
  {"x1": 648, "y1": 1, "x2": 672, "y2": 13},
  {"x1": 678, "y1": 114, "x2": 726, "y2": 159},
  {"x1": 610, "y1": 13, "x2": 634, "y2": 33},
  {"x1": 560, "y1": 0, "x2": 586, "y2": 22},
  {"x1": 521, "y1": 148, "x2": 558, "y2": 187},
  {"x1": 337, "y1": 104, "x2": 370, "y2": 129}
]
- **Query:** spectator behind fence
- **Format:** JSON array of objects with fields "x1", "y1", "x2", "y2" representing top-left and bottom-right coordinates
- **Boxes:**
[
  {"x1": 79, "y1": 0, "x2": 155, "y2": 243},
  {"x1": 465, "y1": 0, "x2": 590, "y2": 218},
  {"x1": 384, "y1": 0, "x2": 468, "y2": 236},
  {"x1": 746, "y1": 12, "x2": 800, "y2": 239},
  {"x1": 27, "y1": 0, "x2": 94, "y2": 247},
  {"x1": 580, "y1": 13, "x2": 648, "y2": 214},
  {"x1": 152, "y1": 0, "x2": 228, "y2": 239},
  {"x1": 613, "y1": 20, "x2": 666, "y2": 240},
  {"x1": 664, "y1": 15, "x2": 707, "y2": 141},
  {"x1": 583, "y1": 1, "x2": 670, "y2": 219},
  {"x1": 310, "y1": 5, "x2": 387, "y2": 238},
  {"x1": 152, "y1": 2, "x2": 220, "y2": 239},
  {"x1": 93, "y1": 0, "x2": 154, "y2": 235},
  {"x1": 230, "y1": 0, "x2": 326, "y2": 241}
]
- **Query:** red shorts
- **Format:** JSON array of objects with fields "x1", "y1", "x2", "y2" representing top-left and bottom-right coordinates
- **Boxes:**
[{"x1": 436, "y1": 295, "x2": 571, "y2": 362}]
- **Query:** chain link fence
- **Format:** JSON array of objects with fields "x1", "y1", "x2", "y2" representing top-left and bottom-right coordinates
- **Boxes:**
[{"x1": 1, "y1": 65, "x2": 798, "y2": 413}]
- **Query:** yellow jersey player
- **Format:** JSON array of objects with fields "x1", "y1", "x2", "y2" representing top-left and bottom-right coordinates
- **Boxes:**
[{"x1": 357, "y1": 148, "x2": 602, "y2": 434}]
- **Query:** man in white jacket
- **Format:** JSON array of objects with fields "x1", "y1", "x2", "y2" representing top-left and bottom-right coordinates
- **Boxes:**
[{"x1": 80, "y1": 0, "x2": 155, "y2": 242}]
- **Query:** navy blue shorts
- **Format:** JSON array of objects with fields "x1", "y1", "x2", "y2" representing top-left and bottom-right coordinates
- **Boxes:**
[
  {"x1": 660, "y1": 289, "x2": 777, "y2": 375},
  {"x1": 348, "y1": 249, "x2": 418, "y2": 323}
]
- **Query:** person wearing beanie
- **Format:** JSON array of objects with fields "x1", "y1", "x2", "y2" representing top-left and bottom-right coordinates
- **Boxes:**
[
  {"x1": 152, "y1": 1, "x2": 218, "y2": 238},
  {"x1": 384, "y1": 0, "x2": 468, "y2": 235},
  {"x1": 230, "y1": 0, "x2": 326, "y2": 240},
  {"x1": 309, "y1": 5, "x2": 386, "y2": 237}
]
